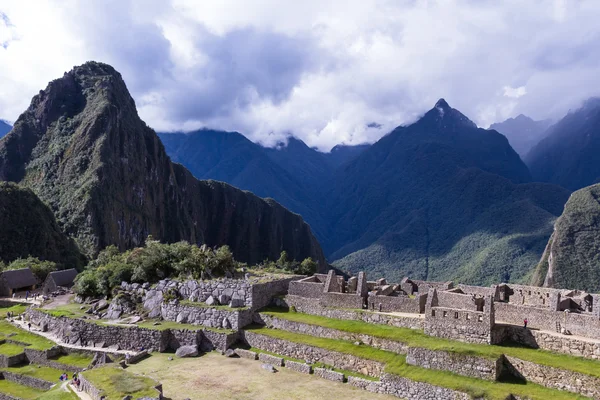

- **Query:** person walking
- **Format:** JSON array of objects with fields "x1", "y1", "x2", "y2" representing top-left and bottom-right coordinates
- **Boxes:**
[
  {"x1": 25, "y1": 291, "x2": 29, "y2": 301},
  {"x1": 523, "y1": 318, "x2": 528, "y2": 328}
]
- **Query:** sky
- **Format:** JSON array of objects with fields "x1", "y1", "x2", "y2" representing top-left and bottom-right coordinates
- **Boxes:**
[{"x1": 1, "y1": 0, "x2": 600, "y2": 151}]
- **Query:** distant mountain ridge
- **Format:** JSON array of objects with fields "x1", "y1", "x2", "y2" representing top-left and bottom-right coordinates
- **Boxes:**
[
  {"x1": 0, "y1": 62, "x2": 325, "y2": 268},
  {"x1": 526, "y1": 98, "x2": 600, "y2": 191},
  {"x1": 490, "y1": 114, "x2": 552, "y2": 157},
  {"x1": 160, "y1": 99, "x2": 571, "y2": 286},
  {"x1": 0, "y1": 120, "x2": 11, "y2": 139}
]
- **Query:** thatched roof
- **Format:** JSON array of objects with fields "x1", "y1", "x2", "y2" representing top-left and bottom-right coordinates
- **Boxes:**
[
  {"x1": 46, "y1": 268, "x2": 78, "y2": 287},
  {"x1": 1, "y1": 268, "x2": 37, "y2": 289}
]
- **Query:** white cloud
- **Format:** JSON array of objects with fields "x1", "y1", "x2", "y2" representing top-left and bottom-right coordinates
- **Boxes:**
[{"x1": 1, "y1": 0, "x2": 600, "y2": 150}]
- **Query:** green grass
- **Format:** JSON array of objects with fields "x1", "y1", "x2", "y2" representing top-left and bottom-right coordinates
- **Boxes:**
[
  {"x1": 246, "y1": 326, "x2": 588, "y2": 400},
  {"x1": 50, "y1": 352, "x2": 93, "y2": 369},
  {"x1": 0, "y1": 378, "x2": 45, "y2": 399},
  {"x1": 5, "y1": 364, "x2": 75, "y2": 382},
  {"x1": 261, "y1": 308, "x2": 600, "y2": 378},
  {"x1": 0, "y1": 342, "x2": 24, "y2": 356},
  {"x1": 0, "y1": 304, "x2": 28, "y2": 318},
  {"x1": 81, "y1": 366, "x2": 160, "y2": 398},
  {"x1": 36, "y1": 384, "x2": 79, "y2": 400},
  {"x1": 39, "y1": 303, "x2": 89, "y2": 319},
  {"x1": 0, "y1": 320, "x2": 56, "y2": 350}
]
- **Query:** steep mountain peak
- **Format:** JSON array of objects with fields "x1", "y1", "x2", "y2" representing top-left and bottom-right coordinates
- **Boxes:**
[
  {"x1": 434, "y1": 98, "x2": 450, "y2": 110},
  {"x1": 422, "y1": 98, "x2": 477, "y2": 129}
]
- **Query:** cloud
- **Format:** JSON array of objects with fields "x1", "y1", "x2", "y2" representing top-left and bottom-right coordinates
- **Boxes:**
[{"x1": 1, "y1": 0, "x2": 600, "y2": 150}]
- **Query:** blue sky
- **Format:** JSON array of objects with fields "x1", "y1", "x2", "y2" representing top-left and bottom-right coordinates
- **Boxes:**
[{"x1": 1, "y1": 0, "x2": 599, "y2": 151}]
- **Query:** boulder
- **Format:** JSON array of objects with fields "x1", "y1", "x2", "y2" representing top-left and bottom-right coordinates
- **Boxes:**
[
  {"x1": 205, "y1": 296, "x2": 218, "y2": 306},
  {"x1": 221, "y1": 318, "x2": 231, "y2": 329},
  {"x1": 175, "y1": 345, "x2": 198, "y2": 358},
  {"x1": 261, "y1": 364, "x2": 277, "y2": 373},
  {"x1": 218, "y1": 294, "x2": 230, "y2": 305},
  {"x1": 224, "y1": 349, "x2": 236, "y2": 357},
  {"x1": 229, "y1": 296, "x2": 245, "y2": 308},
  {"x1": 95, "y1": 299, "x2": 109, "y2": 312}
]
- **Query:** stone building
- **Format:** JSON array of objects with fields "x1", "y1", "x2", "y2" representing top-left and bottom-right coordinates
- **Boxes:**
[
  {"x1": 0, "y1": 268, "x2": 37, "y2": 297},
  {"x1": 43, "y1": 269, "x2": 78, "y2": 294}
]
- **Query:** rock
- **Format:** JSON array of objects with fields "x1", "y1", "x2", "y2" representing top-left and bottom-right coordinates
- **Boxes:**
[
  {"x1": 153, "y1": 322, "x2": 161, "y2": 326},
  {"x1": 175, "y1": 345, "x2": 198, "y2": 358},
  {"x1": 229, "y1": 296, "x2": 245, "y2": 308},
  {"x1": 96, "y1": 299, "x2": 109, "y2": 311},
  {"x1": 218, "y1": 294, "x2": 230, "y2": 305},
  {"x1": 79, "y1": 306, "x2": 86, "y2": 310},
  {"x1": 222, "y1": 318, "x2": 231, "y2": 329},
  {"x1": 129, "y1": 316, "x2": 142, "y2": 324},
  {"x1": 168, "y1": 356, "x2": 173, "y2": 361},
  {"x1": 261, "y1": 363, "x2": 277, "y2": 373},
  {"x1": 224, "y1": 349, "x2": 235, "y2": 357},
  {"x1": 206, "y1": 296, "x2": 218, "y2": 306}
]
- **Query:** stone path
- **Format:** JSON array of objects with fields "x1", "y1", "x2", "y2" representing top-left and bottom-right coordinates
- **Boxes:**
[
  {"x1": 11, "y1": 319, "x2": 135, "y2": 355},
  {"x1": 377, "y1": 310, "x2": 425, "y2": 319},
  {"x1": 68, "y1": 382, "x2": 92, "y2": 400}
]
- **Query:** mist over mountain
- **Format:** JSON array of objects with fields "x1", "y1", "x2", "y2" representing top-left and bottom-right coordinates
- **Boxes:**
[
  {"x1": 0, "y1": 120, "x2": 11, "y2": 139},
  {"x1": 489, "y1": 114, "x2": 552, "y2": 157},
  {"x1": 526, "y1": 98, "x2": 600, "y2": 191},
  {"x1": 0, "y1": 62, "x2": 325, "y2": 268},
  {"x1": 161, "y1": 99, "x2": 570, "y2": 285}
]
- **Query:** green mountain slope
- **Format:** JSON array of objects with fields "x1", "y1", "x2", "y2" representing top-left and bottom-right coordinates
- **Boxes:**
[
  {"x1": 532, "y1": 183, "x2": 600, "y2": 291},
  {"x1": 0, "y1": 181, "x2": 84, "y2": 267},
  {"x1": 0, "y1": 62, "x2": 325, "y2": 267}
]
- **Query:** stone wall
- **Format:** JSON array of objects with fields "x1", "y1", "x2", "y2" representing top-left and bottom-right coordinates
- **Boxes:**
[
  {"x1": 435, "y1": 291, "x2": 482, "y2": 311},
  {"x1": 367, "y1": 293, "x2": 426, "y2": 314},
  {"x1": 314, "y1": 367, "x2": 344, "y2": 382},
  {"x1": 242, "y1": 330, "x2": 385, "y2": 377},
  {"x1": 425, "y1": 307, "x2": 492, "y2": 344},
  {"x1": 0, "y1": 392, "x2": 20, "y2": 400},
  {"x1": 0, "y1": 352, "x2": 26, "y2": 368},
  {"x1": 23, "y1": 347, "x2": 89, "y2": 372},
  {"x1": 503, "y1": 284, "x2": 562, "y2": 307},
  {"x1": 493, "y1": 324, "x2": 600, "y2": 359},
  {"x1": 289, "y1": 281, "x2": 324, "y2": 298},
  {"x1": 285, "y1": 360, "x2": 312, "y2": 374},
  {"x1": 0, "y1": 371, "x2": 53, "y2": 390},
  {"x1": 258, "y1": 352, "x2": 284, "y2": 366},
  {"x1": 234, "y1": 348, "x2": 257, "y2": 360},
  {"x1": 256, "y1": 314, "x2": 409, "y2": 354},
  {"x1": 457, "y1": 284, "x2": 499, "y2": 300},
  {"x1": 319, "y1": 292, "x2": 364, "y2": 309},
  {"x1": 406, "y1": 347, "x2": 500, "y2": 381},
  {"x1": 495, "y1": 302, "x2": 600, "y2": 340},
  {"x1": 347, "y1": 374, "x2": 470, "y2": 400},
  {"x1": 160, "y1": 302, "x2": 253, "y2": 330},
  {"x1": 504, "y1": 356, "x2": 600, "y2": 398},
  {"x1": 200, "y1": 329, "x2": 238, "y2": 352},
  {"x1": 251, "y1": 277, "x2": 301, "y2": 310},
  {"x1": 286, "y1": 295, "x2": 424, "y2": 330}
]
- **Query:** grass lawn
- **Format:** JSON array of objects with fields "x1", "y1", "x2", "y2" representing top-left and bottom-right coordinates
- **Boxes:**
[
  {"x1": 0, "y1": 320, "x2": 56, "y2": 350},
  {"x1": 37, "y1": 384, "x2": 79, "y2": 400},
  {"x1": 39, "y1": 303, "x2": 89, "y2": 319},
  {"x1": 261, "y1": 308, "x2": 600, "y2": 378},
  {"x1": 246, "y1": 326, "x2": 588, "y2": 400},
  {"x1": 81, "y1": 366, "x2": 160, "y2": 398},
  {"x1": 0, "y1": 342, "x2": 24, "y2": 356},
  {"x1": 50, "y1": 353, "x2": 93, "y2": 369},
  {"x1": 0, "y1": 378, "x2": 45, "y2": 399},
  {"x1": 0, "y1": 304, "x2": 28, "y2": 318},
  {"x1": 5, "y1": 364, "x2": 75, "y2": 382},
  {"x1": 126, "y1": 352, "x2": 395, "y2": 400}
]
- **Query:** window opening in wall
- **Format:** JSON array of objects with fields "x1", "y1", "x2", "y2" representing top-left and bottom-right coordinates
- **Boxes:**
[
  {"x1": 466, "y1": 314, "x2": 470, "y2": 320},
  {"x1": 454, "y1": 312, "x2": 459, "y2": 319},
  {"x1": 478, "y1": 315, "x2": 483, "y2": 322},
  {"x1": 528, "y1": 291, "x2": 531, "y2": 295},
  {"x1": 547, "y1": 293, "x2": 550, "y2": 297},
  {"x1": 432, "y1": 310, "x2": 436, "y2": 317},
  {"x1": 443, "y1": 311, "x2": 448, "y2": 317}
]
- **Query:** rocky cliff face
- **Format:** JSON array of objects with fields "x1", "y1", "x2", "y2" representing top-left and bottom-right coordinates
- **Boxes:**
[
  {"x1": 0, "y1": 62, "x2": 325, "y2": 267},
  {"x1": 532, "y1": 184, "x2": 600, "y2": 291},
  {"x1": 0, "y1": 182, "x2": 85, "y2": 266}
]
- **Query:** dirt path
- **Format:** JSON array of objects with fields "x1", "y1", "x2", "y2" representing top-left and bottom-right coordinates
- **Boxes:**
[{"x1": 68, "y1": 382, "x2": 93, "y2": 400}]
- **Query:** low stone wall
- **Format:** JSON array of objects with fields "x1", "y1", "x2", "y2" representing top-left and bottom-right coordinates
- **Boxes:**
[
  {"x1": 285, "y1": 360, "x2": 311, "y2": 374},
  {"x1": 406, "y1": 347, "x2": 500, "y2": 381},
  {"x1": 256, "y1": 314, "x2": 409, "y2": 354},
  {"x1": 347, "y1": 374, "x2": 471, "y2": 400},
  {"x1": 286, "y1": 295, "x2": 424, "y2": 330},
  {"x1": 0, "y1": 371, "x2": 53, "y2": 390},
  {"x1": 234, "y1": 348, "x2": 257, "y2": 360},
  {"x1": 289, "y1": 281, "x2": 324, "y2": 298},
  {"x1": 24, "y1": 347, "x2": 88, "y2": 372},
  {"x1": 320, "y1": 292, "x2": 364, "y2": 309},
  {"x1": 160, "y1": 303, "x2": 253, "y2": 330},
  {"x1": 0, "y1": 353, "x2": 26, "y2": 368},
  {"x1": 0, "y1": 392, "x2": 20, "y2": 400},
  {"x1": 242, "y1": 330, "x2": 385, "y2": 377},
  {"x1": 504, "y1": 356, "x2": 600, "y2": 398},
  {"x1": 494, "y1": 324, "x2": 600, "y2": 359},
  {"x1": 425, "y1": 307, "x2": 492, "y2": 344},
  {"x1": 367, "y1": 294, "x2": 425, "y2": 314},
  {"x1": 314, "y1": 367, "x2": 344, "y2": 382},
  {"x1": 495, "y1": 302, "x2": 600, "y2": 340},
  {"x1": 251, "y1": 277, "x2": 302, "y2": 310},
  {"x1": 200, "y1": 329, "x2": 238, "y2": 352},
  {"x1": 258, "y1": 352, "x2": 284, "y2": 366}
]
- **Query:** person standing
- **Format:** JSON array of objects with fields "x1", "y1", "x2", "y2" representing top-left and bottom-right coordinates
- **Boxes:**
[{"x1": 523, "y1": 318, "x2": 528, "y2": 328}]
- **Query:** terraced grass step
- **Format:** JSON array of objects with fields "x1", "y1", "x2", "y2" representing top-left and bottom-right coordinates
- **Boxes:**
[
  {"x1": 4, "y1": 364, "x2": 75, "y2": 384},
  {"x1": 0, "y1": 321, "x2": 56, "y2": 351},
  {"x1": 260, "y1": 308, "x2": 600, "y2": 379},
  {"x1": 80, "y1": 366, "x2": 162, "y2": 399},
  {"x1": 245, "y1": 326, "x2": 589, "y2": 400},
  {"x1": 0, "y1": 343, "x2": 24, "y2": 357},
  {"x1": 0, "y1": 378, "x2": 45, "y2": 400},
  {"x1": 48, "y1": 353, "x2": 93, "y2": 370}
]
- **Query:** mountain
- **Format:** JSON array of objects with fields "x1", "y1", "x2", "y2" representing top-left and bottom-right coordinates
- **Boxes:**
[
  {"x1": 325, "y1": 99, "x2": 570, "y2": 284},
  {"x1": 489, "y1": 114, "x2": 552, "y2": 157},
  {"x1": 0, "y1": 62, "x2": 325, "y2": 268},
  {"x1": 0, "y1": 181, "x2": 85, "y2": 267},
  {"x1": 0, "y1": 120, "x2": 11, "y2": 139},
  {"x1": 526, "y1": 98, "x2": 600, "y2": 191},
  {"x1": 326, "y1": 143, "x2": 370, "y2": 167},
  {"x1": 531, "y1": 183, "x2": 600, "y2": 292}
]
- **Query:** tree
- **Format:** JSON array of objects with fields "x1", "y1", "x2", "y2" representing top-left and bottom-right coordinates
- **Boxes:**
[{"x1": 298, "y1": 257, "x2": 317, "y2": 275}]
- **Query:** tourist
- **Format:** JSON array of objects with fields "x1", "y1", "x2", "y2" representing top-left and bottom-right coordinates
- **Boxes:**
[
  {"x1": 25, "y1": 290, "x2": 29, "y2": 301},
  {"x1": 523, "y1": 318, "x2": 528, "y2": 328},
  {"x1": 11, "y1": 293, "x2": 15, "y2": 299},
  {"x1": 27, "y1": 322, "x2": 31, "y2": 331}
]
